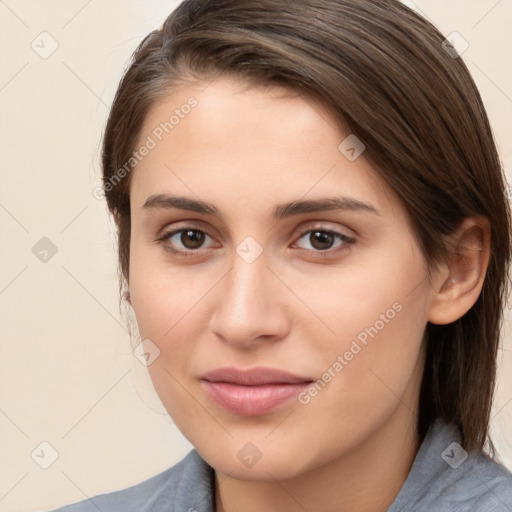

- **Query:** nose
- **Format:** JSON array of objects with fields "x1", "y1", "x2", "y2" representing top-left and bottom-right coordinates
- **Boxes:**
[{"x1": 208, "y1": 249, "x2": 291, "y2": 349}]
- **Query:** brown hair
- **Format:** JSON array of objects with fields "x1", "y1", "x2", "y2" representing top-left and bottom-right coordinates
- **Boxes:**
[{"x1": 101, "y1": 0, "x2": 511, "y2": 455}]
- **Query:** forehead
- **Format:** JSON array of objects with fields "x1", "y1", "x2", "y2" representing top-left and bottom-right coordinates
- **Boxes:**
[{"x1": 129, "y1": 76, "x2": 399, "y2": 218}]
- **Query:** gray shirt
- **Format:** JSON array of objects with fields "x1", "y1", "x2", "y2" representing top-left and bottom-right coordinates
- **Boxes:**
[{"x1": 48, "y1": 419, "x2": 512, "y2": 511}]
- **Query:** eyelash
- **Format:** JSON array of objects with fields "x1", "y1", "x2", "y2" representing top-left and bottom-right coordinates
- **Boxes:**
[{"x1": 154, "y1": 224, "x2": 356, "y2": 259}]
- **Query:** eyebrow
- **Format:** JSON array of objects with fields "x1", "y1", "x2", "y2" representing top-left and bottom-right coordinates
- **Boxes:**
[{"x1": 142, "y1": 194, "x2": 380, "y2": 219}]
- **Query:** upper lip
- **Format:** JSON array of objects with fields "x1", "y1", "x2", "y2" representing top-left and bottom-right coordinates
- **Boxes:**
[{"x1": 200, "y1": 367, "x2": 314, "y2": 386}]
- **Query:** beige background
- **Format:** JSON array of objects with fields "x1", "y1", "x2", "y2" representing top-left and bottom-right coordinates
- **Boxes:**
[{"x1": 0, "y1": 1, "x2": 511, "y2": 511}]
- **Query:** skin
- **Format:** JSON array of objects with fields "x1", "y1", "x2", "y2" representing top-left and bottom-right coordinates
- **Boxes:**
[{"x1": 126, "y1": 75, "x2": 489, "y2": 512}]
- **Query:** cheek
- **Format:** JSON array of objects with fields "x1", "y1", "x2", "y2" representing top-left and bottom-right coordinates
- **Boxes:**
[
  {"x1": 306, "y1": 281, "x2": 427, "y2": 401},
  {"x1": 295, "y1": 242, "x2": 431, "y2": 403},
  {"x1": 128, "y1": 237, "x2": 208, "y2": 337},
  {"x1": 128, "y1": 250, "x2": 209, "y2": 430},
  {"x1": 296, "y1": 241, "x2": 430, "y2": 350},
  {"x1": 284, "y1": 267, "x2": 429, "y2": 464}
]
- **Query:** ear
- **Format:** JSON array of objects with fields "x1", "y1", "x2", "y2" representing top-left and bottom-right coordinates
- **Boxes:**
[{"x1": 428, "y1": 216, "x2": 490, "y2": 325}]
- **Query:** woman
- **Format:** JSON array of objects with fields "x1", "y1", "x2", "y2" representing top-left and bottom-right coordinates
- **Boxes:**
[{"x1": 51, "y1": 0, "x2": 512, "y2": 510}]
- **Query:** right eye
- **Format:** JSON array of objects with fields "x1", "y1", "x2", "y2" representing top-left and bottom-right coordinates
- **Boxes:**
[{"x1": 154, "y1": 227, "x2": 220, "y2": 257}]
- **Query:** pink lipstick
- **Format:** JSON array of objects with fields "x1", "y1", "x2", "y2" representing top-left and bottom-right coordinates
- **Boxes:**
[{"x1": 200, "y1": 367, "x2": 313, "y2": 416}]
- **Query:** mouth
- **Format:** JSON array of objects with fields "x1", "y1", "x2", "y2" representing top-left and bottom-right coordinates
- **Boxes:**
[{"x1": 199, "y1": 367, "x2": 314, "y2": 416}]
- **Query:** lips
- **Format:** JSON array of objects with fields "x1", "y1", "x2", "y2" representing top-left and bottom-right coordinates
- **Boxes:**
[{"x1": 199, "y1": 367, "x2": 313, "y2": 416}]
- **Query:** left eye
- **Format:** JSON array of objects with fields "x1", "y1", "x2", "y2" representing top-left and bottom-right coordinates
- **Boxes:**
[{"x1": 294, "y1": 229, "x2": 353, "y2": 251}]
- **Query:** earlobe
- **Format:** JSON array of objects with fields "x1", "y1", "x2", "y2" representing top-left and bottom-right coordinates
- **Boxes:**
[{"x1": 428, "y1": 217, "x2": 490, "y2": 325}]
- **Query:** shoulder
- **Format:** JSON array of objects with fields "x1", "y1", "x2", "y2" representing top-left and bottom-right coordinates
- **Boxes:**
[
  {"x1": 388, "y1": 419, "x2": 512, "y2": 512},
  {"x1": 46, "y1": 449, "x2": 215, "y2": 512}
]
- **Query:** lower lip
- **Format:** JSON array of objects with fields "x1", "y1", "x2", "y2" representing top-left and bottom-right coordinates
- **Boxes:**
[{"x1": 200, "y1": 380, "x2": 310, "y2": 416}]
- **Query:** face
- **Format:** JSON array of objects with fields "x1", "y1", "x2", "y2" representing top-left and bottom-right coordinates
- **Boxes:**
[{"x1": 128, "y1": 75, "x2": 438, "y2": 481}]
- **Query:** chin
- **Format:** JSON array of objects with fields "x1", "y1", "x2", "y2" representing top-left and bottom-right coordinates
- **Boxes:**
[{"x1": 193, "y1": 434, "x2": 319, "y2": 482}]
